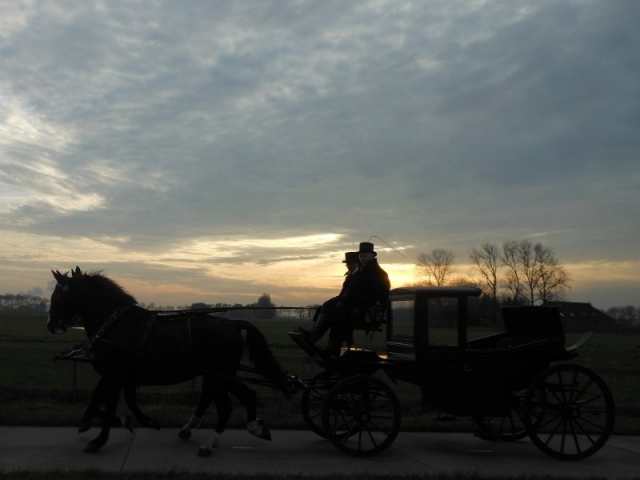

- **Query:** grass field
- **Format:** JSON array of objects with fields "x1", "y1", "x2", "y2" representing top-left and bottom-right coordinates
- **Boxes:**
[{"x1": 1, "y1": 313, "x2": 639, "y2": 433}]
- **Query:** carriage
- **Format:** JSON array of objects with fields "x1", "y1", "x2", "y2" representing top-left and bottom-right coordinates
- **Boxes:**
[
  {"x1": 48, "y1": 269, "x2": 615, "y2": 460},
  {"x1": 289, "y1": 286, "x2": 616, "y2": 460}
]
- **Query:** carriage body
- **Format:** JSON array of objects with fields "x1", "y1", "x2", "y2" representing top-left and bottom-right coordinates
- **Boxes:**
[{"x1": 385, "y1": 287, "x2": 568, "y2": 416}]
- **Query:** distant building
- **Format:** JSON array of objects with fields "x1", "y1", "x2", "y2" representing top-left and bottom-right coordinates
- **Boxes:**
[{"x1": 543, "y1": 301, "x2": 618, "y2": 332}]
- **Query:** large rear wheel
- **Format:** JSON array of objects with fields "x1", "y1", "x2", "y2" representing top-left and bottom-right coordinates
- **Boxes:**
[
  {"x1": 524, "y1": 364, "x2": 615, "y2": 460},
  {"x1": 322, "y1": 375, "x2": 401, "y2": 457}
]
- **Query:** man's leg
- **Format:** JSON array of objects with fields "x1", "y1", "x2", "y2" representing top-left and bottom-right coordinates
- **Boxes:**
[{"x1": 297, "y1": 310, "x2": 332, "y2": 343}]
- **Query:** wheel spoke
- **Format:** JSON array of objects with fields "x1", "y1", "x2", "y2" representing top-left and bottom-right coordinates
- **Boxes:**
[{"x1": 363, "y1": 426, "x2": 379, "y2": 448}]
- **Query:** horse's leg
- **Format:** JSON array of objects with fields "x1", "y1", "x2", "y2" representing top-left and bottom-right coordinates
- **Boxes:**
[
  {"x1": 227, "y1": 380, "x2": 271, "y2": 441},
  {"x1": 123, "y1": 382, "x2": 159, "y2": 430},
  {"x1": 178, "y1": 377, "x2": 211, "y2": 440},
  {"x1": 197, "y1": 377, "x2": 234, "y2": 457},
  {"x1": 79, "y1": 377, "x2": 117, "y2": 432},
  {"x1": 79, "y1": 378, "x2": 104, "y2": 433},
  {"x1": 80, "y1": 377, "x2": 132, "y2": 433},
  {"x1": 84, "y1": 377, "x2": 123, "y2": 453}
]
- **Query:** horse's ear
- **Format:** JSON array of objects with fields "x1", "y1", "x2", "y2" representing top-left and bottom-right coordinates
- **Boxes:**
[
  {"x1": 73, "y1": 266, "x2": 82, "y2": 277},
  {"x1": 52, "y1": 270, "x2": 64, "y2": 282}
]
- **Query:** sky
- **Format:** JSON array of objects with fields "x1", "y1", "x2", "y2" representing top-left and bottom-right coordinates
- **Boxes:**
[{"x1": 1, "y1": 0, "x2": 638, "y2": 311}]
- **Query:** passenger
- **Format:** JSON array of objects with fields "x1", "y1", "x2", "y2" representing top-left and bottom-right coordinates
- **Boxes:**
[
  {"x1": 297, "y1": 242, "x2": 390, "y2": 356},
  {"x1": 296, "y1": 251, "x2": 360, "y2": 347}
]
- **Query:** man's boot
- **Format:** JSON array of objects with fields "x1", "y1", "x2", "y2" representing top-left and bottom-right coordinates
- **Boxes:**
[{"x1": 297, "y1": 313, "x2": 330, "y2": 343}]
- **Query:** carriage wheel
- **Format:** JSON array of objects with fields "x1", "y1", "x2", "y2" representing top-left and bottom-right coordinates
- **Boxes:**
[
  {"x1": 524, "y1": 364, "x2": 615, "y2": 460},
  {"x1": 300, "y1": 371, "x2": 342, "y2": 438},
  {"x1": 322, "y1": 375, "x2": 401, "y2": 457},
  {"x1": 474, "y1": 390, "x2": 529, "y2": 441}
]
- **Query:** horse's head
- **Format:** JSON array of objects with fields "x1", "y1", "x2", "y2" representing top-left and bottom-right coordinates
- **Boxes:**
[
  {"x1": 47, "y1": 266, "x2": 138, "y2": 335},
  {"x1": 47, "y1": 267, "x2": 84, "y2": 335}
]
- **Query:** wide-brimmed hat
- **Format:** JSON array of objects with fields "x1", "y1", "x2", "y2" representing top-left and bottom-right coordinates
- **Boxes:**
[
  {"x1": 358, "y1": 242, "x2": 377, "y2": 256},
  {"x1": 342, "y1": 252, "x2": 360, "y2": 264}
]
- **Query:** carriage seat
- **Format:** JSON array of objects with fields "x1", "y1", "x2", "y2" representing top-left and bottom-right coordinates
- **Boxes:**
[
  {"x1": 309, "y1": 303, "x2": 386, "y2": 352},
  {"x1": 342, "y1": 303, "x2": 386, "y2": 349},
  {"x1": 353, "y1": 304, "x2": 386, "y2": 333},
  {"x1": 310, "y1": 303, "x2": 386, "y2": 334},
  {"x1": 496, "y1": 306, "x2": 565, "y2": 351}
]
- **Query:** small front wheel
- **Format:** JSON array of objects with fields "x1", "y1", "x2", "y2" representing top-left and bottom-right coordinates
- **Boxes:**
[
  {"x1": 300, "y1": 371, "x2": 341, "y2": 438},
  {"x1": 322, "y1": 375, "x2": 401, "y2": 457},
  {"x1": 524, "y1": 364, "x2": 615, "y2": 460}
]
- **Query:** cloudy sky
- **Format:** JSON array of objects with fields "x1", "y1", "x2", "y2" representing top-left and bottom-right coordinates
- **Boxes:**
[{"x1": 1, "y1": 0, "x2": 638, "y2": 310}]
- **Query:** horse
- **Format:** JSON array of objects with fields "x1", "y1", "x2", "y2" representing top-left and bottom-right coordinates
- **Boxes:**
[{"x1": 47, "y1": 267, "x2": 291, "y2": 455}]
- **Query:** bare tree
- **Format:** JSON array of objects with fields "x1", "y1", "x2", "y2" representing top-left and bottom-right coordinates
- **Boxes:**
[
  {"x1": 535, "y1": 245, "x2": 571, "y2": 303},
  {"x1": 501, "y1": 240, "x2": 524, "y2": 304},
  {"x1": 416, "y1": 249, "x2": 455, "y2": 286},
  {"x1": 469, "y1": 242, "x2": 501, "y2": 320},
  {"x1": 501, "y1": 240, "x2": 571, "y2": 305},
  {"x1": 469, "y1": 243, "x2": 500, "y2": 300},
  {"x1": 519, "y1": 240, "x2": 540, "y2": 305}
]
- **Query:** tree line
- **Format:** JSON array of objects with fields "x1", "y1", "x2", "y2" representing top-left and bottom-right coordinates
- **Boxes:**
[
  {"x1": 416, "y1": 239, "x2": 573, "y2": 323},
  {"x1": 0, "y1": 292, "x2": 314, "y2": 321},
  {"x1": 0, "y1": 294, "x2": 48, "y2": 314}
]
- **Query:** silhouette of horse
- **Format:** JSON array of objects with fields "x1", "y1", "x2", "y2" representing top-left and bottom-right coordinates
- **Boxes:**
[{"x1": 47, "y1": 267, "x2": 290, "y2": 455}]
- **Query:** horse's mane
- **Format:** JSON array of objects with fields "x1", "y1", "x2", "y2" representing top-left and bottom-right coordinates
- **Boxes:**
[{"x1": 81, "y1": 270, "x2": 138, "y2": 305}]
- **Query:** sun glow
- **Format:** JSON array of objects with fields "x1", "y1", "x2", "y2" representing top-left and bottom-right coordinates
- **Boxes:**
[{"x1": 385, "y1": 262, "x2": 419, "y2": 289}]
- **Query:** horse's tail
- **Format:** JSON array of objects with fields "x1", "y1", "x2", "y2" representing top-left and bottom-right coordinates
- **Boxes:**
[{"x1": 233, "y1": 320, "x2": 289, "y2": 394}]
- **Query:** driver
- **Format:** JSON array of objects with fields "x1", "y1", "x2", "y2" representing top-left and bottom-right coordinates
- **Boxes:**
[{"x1": 297, "y1": 242, "x2": 390, "y2": 356}]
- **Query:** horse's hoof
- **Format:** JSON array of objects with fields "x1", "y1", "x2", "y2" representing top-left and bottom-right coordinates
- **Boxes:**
[
  {"x1": 248, "y1": 419, "x2": 272, "y2": 441},
  {"x1": 148, "y1": 418, "x2": 160, "y2": 430},
  {"x1": 197, "y1": 446, "x2": 213, "y2": 457},
  {"x1": 260, "y1": 426, "x2": 272, "y2": 441},
  {"x1": 78, "y1": 422, "x2": 91, "y2": 433},
  {"x1": 83, "y1": 443, "x2": 102, "y2": 453},
  {"x1": 178, "y1": 429, "x2": 192, "y2": 440}
]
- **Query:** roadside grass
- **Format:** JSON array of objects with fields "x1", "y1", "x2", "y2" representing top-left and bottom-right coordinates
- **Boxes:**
[{"x1": 1, "y1": 314, "x2": 639, "y2": 434}]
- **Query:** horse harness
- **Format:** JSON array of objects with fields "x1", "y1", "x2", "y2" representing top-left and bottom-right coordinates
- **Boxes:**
[{"x1": 55, "y1": 306, "x2": 182, "y2": 364}]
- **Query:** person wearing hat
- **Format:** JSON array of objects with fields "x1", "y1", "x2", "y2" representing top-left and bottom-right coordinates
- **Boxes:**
[
  {"x1": 296, "y1": 251, "x2": 360, "y2": 351},
  {"x1": 342, "y1": 251, "x2": 361, "y2": 279},
  {"x1": 341, "y1": 241, "x2": 390, "y2": 329},
  {"x1": 334, "y1": 251, "x2": 362, "y2": 299},
  {"x1": 297, "y1": 242, "x2": 390, "y2": 356}
]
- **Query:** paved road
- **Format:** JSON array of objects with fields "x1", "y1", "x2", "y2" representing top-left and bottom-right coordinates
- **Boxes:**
[{"x1": 1, "y1": 427, "x2": 639, "y2": 478}]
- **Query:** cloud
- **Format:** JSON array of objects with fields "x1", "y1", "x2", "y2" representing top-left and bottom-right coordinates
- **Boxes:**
[{"x1": 0, "y1": 0, "x2": 638, "y2": 309}]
